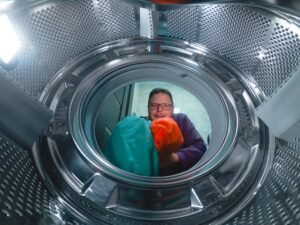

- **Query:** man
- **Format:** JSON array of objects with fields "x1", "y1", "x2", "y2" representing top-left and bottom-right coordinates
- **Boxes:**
[{"x1": 147, "y1": 88, "x2": 207, "y2": 176}]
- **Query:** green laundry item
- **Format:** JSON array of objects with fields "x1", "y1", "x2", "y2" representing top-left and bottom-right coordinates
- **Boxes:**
[{"x1": 103, "y1": 116, "x2": 159, "y2": 176}]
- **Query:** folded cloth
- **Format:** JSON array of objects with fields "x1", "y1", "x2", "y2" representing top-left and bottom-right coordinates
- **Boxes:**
[
  {"x1": 151, "y1": 117, "x2": 184, "y2": 153},
  {"x1": 103, "y1": 116, "x2": 159, "y2": 176}
]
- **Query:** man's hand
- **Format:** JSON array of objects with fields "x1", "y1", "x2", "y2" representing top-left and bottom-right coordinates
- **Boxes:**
[
  {"x1": 151, "y1": 117, "x2": 184, "y2": 153},
  {"x1": 158, "y1": 152, "x2": 180, "y2": 175}
]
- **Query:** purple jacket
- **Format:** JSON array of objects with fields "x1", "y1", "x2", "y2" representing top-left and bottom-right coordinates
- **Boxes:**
[
  {"x1": 145, "y1": 113, "x2": 207, "y2": 175},
  {"x1": 172, "y1": 113, "x2": 207, "y2": 173}
]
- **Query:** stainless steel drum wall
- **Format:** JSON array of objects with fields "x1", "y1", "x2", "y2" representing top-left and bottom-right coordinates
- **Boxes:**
[
  {"x1": 0, "y1": 1, "x2": 300, "y2": 225},
  {"x1": 0, "y1": 0, "x2": 138, "y2": 98},
  {"x1": 164, "y1": 5, "x2": 300, "y2": 96}
]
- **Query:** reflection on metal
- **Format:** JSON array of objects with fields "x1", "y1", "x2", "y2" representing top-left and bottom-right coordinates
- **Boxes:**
[
  {"x1": 191, "y1": 188, "x2": 203, "y2": 209},
  {"x1": 0, "y1": 14, "x2": 20, "y2": 64},
  {"x1": 31, "y1": 38, "x2": 271, "y2": 224},
  {"x1": 257, "y1": 66, "x2": 300, "y2": 143},
  {"x1": 127, "y1": 0, "x2": 300, "y2": 16},
  {"x1": 140, "y1": 8, "x2": 159, "y2": 38},
  {"x1": 81, "y1": 173, "x2": 117, "y2": 207},
  {"x1": 0, "y1": 0, "x2": 299, "y2": 225}
]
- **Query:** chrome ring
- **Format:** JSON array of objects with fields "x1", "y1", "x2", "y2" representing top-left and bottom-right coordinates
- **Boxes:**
[{"x1": 33, "y1": 38, "x2": 274, "y2": 223}]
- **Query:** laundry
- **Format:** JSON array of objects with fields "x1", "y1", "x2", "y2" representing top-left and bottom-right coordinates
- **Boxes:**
[
  {"x1": 103, "y1": 116, "x2": 159, "y2": 176},
  {"x1": 150, "y1": 117, "x2": 184, "y2": 153}
]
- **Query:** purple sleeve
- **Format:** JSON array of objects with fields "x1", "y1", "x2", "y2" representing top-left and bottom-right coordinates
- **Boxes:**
[{"x1": 173, "y1": 114, "x2": 207, "y2": 171}]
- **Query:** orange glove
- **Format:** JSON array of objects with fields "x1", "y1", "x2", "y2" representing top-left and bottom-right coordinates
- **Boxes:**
[{"x1": 151, "y1": 117, "x2": 184, "y2": 153}]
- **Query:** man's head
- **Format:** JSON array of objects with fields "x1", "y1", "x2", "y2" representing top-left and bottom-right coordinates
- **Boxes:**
[{"x1": 148, "y1": 88, "x2": 174, "y2": 120}]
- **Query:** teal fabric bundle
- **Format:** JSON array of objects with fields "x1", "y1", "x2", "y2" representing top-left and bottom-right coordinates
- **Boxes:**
[{"x1": 103, "y1": 116, "x2": 158, "y2": 176}]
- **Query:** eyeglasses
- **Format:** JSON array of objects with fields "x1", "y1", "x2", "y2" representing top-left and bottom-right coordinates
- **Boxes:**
[{"x1": 148, "y1": 103, "x2": 173, "y2": 111}]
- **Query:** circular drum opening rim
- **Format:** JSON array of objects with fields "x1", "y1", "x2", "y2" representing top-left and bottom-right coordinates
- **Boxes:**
[
  {"x1": 33, "y1": 38, "x2": 275, "y2": 223},
  {"x1": 68, "y1": 55, "x2": 239, "y2": 187}
]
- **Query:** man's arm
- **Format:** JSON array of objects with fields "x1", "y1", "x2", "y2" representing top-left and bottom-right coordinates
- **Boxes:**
[{"x1": 175, "y1": 114, "x2": 207, "y2": 171}]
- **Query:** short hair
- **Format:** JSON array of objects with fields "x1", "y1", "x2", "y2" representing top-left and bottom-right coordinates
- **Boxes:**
[{"x1": 148, "y1": 88, "x2": 174, "y2": 106}]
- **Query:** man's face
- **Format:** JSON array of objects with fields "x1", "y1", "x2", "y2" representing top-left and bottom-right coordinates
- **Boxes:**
[{"x1": 148, "y1": 93, "x2": 174, "y2": 120}]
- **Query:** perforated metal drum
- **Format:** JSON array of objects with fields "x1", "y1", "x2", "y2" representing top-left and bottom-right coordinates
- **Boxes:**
[{"x1": 0, "y1": 1, "x2": 300, "y2": 225}]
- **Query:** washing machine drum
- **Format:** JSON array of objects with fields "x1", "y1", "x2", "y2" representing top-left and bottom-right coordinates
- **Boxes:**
[{"x1": 0, "y1": 1, "x2": 300, "y2": 225}]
